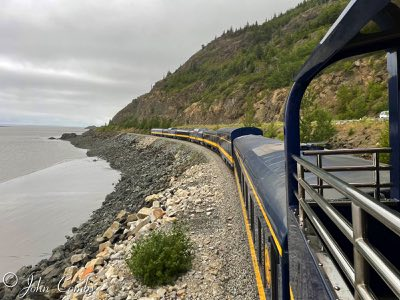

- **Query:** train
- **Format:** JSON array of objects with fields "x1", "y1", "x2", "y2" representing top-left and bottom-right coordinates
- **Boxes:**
[{"x1": 151, "y1": 1, "x2": 400, "y2": 299}]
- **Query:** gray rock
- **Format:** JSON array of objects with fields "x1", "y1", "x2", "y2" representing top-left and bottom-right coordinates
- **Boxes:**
[{"x1": 71, "y1": 253, "x2": 87, "y2": 265}]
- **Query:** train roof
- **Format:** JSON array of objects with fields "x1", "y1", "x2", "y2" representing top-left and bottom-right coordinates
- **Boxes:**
[
  {"x1": 203, "y1": 129, "x2": 217, "y2": 134},
  {"x1": 234, "y1": 135, "x2": 287, "y2": 248},
  {"x1": 176, "y1": 128, "x2": 191, "y2": 132},
  {"x1": 216, "y1": 127, "x2": 263, "y2": 139}
]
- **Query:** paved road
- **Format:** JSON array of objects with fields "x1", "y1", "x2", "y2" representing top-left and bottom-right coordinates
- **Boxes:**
[{"x1": 304, "y1": 154, "x2": 390, "y2": 199}]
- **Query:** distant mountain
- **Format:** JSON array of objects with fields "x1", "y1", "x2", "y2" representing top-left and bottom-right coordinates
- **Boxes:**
[{"x1": 112, "y1": 0, "x2": 387, "y2": 129}]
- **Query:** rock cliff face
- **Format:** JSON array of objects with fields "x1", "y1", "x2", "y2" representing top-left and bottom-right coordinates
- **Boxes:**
[{"x1": 112, "y1": 0, "x2": 387, "y2": 127}]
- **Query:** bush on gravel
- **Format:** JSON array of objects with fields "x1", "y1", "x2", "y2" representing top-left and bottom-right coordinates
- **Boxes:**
[{"x1": 126, "y1": 224, "x2": 193, "y2": 287}]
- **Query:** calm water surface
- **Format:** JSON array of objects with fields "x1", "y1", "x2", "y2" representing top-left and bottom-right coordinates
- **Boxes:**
[{"x1": 0, "y1": 126, "x2": 120, "y2": 278}]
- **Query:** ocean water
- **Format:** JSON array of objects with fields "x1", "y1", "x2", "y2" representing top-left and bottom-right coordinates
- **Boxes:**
[{"x1": 0, "y1": 126, "x2": 120, "y2": 278}]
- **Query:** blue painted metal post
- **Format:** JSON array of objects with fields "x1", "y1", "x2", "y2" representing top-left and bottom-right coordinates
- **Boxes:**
[
  {"x1": 388, "y1": 50, "x2": 400, "y2": 200},
  {"x1": 284, "y1": 82, "x2": 308, "y2": 208}
]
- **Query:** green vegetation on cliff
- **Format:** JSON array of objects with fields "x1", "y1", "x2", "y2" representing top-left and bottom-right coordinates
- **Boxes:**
[{"x1": 112, "y1": 0, "x2": 388, "y2": 129}]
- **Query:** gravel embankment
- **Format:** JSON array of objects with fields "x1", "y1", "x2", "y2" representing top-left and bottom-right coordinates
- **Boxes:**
[{"x1": 0, "y1": 131, "x2": 258, "y2": 300}]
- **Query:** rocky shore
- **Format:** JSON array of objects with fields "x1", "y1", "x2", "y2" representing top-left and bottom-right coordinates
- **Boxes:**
[{"x1": 0, "y1": 131, "x2": 257, "y2": 300}]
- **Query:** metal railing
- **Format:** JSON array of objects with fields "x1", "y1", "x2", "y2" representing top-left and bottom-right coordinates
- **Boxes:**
[
  {"x1": 302, "y1": 147, "x2": 391, "y2": 200},
  {"x1": 293, "y1": 153, "x2": 400, "y2": 299}
]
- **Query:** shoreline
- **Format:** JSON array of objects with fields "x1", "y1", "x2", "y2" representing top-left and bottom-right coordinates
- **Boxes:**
[{"x1": 0, "y1": 130, "x2": 201, "y2": 299}]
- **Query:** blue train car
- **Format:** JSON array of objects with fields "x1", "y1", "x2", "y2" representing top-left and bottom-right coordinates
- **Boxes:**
[
  {"x1": 202, "y1": 129, "x2": 219, "y2": 151},
  {"x1": 190, "y1": 128, "x2": 207, "y2": 144},
  {"x1": 150, "y1": 128, "x2": 163, "y2": 136},
  {"x1": 216, "y1": 127, "x2": 263, "y2": 167},
  {"x1": 234, "y1": 136, "x2": 336, "y2": 299},
  {"x1": 175, "y1": 129, "x2": 191, "y2": 140}
]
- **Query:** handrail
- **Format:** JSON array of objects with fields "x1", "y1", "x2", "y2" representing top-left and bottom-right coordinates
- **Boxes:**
[
  {"x1": 293, "y1": 154, "x2": 400, "y2": 299},
  {"x1": 303, "y1": 147, "x2": 391, "y2": 156},
  {"x1": 298, "y1": 177, "x2": 353, "y2": 241},
  {"x1": 310, "y1": 182, "x2": 391, "y2": 189},
  {"x1": 294, "y1": 156, "x2": 400, "y2": 237},
  {"x1": 307, "y1": 165, "x2": 391, "y2": 172},
  {"x1": 297, "y1": 194, "x2": 355, "y2": 284},
  {"x1": 301, "y1": 147, "x2": 391, "y2": 200}
]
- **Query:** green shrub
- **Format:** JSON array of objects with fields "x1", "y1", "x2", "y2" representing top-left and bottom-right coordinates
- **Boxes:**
[
  {"x1": 336, "y1": 82, "x2": 388, "y2": 120},
  {"x1": 126, "y1": 225, "x2": 193, "y2": 287},
  {"x1": 264, "y1": 122, "x2": 279, "y2": 138},
  {"x1": 243, "y1": 99, "x2": 260, "y2": 127},
  {"x1": 379, "y1": 121, "x2": 390, "y2": 164},
  {"x1": 301, "y1": 91, "x2": 336, "y2": 142},
  {"x1": 348, "y1": 128, "x2": 355, "y2": 136}
]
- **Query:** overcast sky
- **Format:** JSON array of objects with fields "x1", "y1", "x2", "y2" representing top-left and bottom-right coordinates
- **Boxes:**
[{"x1": 0, "y1": 0, "x2": 301, "y2": 127}]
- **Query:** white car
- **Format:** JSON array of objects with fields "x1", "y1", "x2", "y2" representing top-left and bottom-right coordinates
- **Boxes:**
[{"x1": 379, "y1": 111, "x2": 389, "y2": 120}]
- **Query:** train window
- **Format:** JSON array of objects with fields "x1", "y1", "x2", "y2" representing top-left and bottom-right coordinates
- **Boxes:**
[
  {"x1": 250, "y1": 196, "x2": 255, "y2": 239},
  {"x1": 245, "y1": 183, "x2": 249, "y2": 211},
  {"x1": 264, "y1": 237, "x2": 272, "y2": 289},
  {"x1": 269, "y1": 237, "x2": 279, "y2": 300},
  {"x1": 257, "y1": 218, "x2": 263, "y2": 267}
]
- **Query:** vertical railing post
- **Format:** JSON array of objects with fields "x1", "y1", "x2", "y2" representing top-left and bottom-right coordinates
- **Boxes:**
[
  {"x1": 352, "y1": 203, "x2": 370, "y2": 300},
  {"x1": 317, "y1": 154, "x2": 324, "y2": 196},
  {"x1": 388, "y1": 50, "x2": 400, "y2": 200},
  {"x1": 297, "y1": 163, "x2": 305, "y2": 227},
  {"x1": 373, "y1": 152, "x2": 380, "y2": 200}
]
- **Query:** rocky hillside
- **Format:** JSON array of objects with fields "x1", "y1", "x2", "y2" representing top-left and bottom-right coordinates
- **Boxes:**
[{"x1": 112, "y1": 0, "x2": 388, "y2": 128}]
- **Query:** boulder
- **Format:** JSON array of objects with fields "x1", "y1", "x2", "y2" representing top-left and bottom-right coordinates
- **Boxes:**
[
  {"x1": 49, "y1": 246, "x2": 64, "y2": 262},
  {"x1": 81, "y1": 266, "x2": 94, "y2": 280},
  {"x1": 126, "y1": 213, "x2": 138, "y2": 222},
  {"x1": 60, "y1": 133, "x2": 77, "y2": 140},
  {"x1": 42, "y1": 264, "x2": 57, "y2": 276},
  {"x1": 71, "y1": 267, "x2": 85, "y2": 283},
  {"x1": 96, "y1": 236, "x2": 106, "y2": 243},
  {"x1": 145, "y1": 194, "x2": 160, "y2": 203},
  {"x1": 139, "y1": 222, "x2": 157, "y2": 234},
  {"x1": 132, "y1": 217, "x2": 151, "y2": 235},
  {"x1": 71, "y1": 253, "x2": 87, "y2": 265},
  {"x1": 85, "y1": 257, "x2": 104, "y2": 269},
  {"x1": 102, "y1": 221, "x2": 120, "y2": 239},
  {"x1": 137, "y1": 207, "x2": 152, "y2": 219},
  {"x1": 150, "y1": 208, "x2": 165, "y2": 222},
  {"x1": 62, "y1": 266, "x2": 78, "y2": 288},
  {"x1": 99, "y1": 241, "x2": 111, "y2": 252},
  {"x1": 116, "y1": 210, "x2": 127, "y2": 221},
  {"x1": 97, "y1": 247, "x2": 114, "y2": 260}
]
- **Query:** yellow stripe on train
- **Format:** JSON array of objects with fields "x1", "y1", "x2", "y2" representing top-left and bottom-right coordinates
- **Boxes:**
[{"x1": 152, "y1": 132, "x2": 233, "y2": 164}]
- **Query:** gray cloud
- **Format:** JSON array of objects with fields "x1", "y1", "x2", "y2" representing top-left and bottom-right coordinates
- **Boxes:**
[{"x1": 0, "y1": 0, "x2": 301, "y2": 126}]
